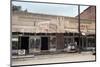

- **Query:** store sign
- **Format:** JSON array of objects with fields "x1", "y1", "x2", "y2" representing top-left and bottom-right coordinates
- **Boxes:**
[
  {"x1": 12, "y1": 38, "x2": 18, "y2": 41},
  {"x1": 38, "y1": 21, "x2": 57, "y2": 33},
  {"x1": 80, "y1": 24, "x2": 88, "y2": 30},
  {"x1": 49, "y1": 23, "x2": 57, "y2": 31},
  {"x1": 18, "y1": 50, "x2": 25, "y2": 55}
]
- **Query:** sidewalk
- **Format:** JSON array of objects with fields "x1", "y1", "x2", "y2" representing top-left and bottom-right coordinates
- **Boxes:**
[
  {"x1": 12, "y1": 52, "x2": 95, "y2": 66},
  {"x1": 12, "y1": 54, "x2": 35, "y2": 59}
]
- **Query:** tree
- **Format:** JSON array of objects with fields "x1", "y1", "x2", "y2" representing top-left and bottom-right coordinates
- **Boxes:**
[{"x1": 12, "y1": 5, "x2": 21, "y2": 11}]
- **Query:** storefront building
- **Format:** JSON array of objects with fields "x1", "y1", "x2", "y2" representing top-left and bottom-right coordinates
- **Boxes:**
[{"x1": 12, "y1": 6, "x2": 96, "y2": 55}]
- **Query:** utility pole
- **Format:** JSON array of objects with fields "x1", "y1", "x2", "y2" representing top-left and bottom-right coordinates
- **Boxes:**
[{"x1": 78, "y1": 5, "x2": 81, "y2": 53}]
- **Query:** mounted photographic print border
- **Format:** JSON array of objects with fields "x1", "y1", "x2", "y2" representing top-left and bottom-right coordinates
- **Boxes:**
[{"x1": 10, "y1": 0, "x2": 96, "y2": 67}]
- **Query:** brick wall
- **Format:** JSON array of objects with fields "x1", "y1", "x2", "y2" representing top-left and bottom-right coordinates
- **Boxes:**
[{"x1": 79, "y1": 6, "x2": 96, "y2": 20}]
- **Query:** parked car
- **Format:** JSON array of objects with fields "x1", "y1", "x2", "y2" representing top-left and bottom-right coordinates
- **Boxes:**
[{"x1": 66, "y1": 42, "x2": 78, "y2": 53}]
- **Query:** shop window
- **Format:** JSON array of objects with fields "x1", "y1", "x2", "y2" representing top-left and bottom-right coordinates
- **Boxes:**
[
  {"x1": 35, "y1": 39, "x2": 41, "y2": 49},
  {"x1": 49, "y1": 37, "x2": 56, "y2": 51},
  {"x1": 87, "y1": 38, "x2": 95, "y2": 47},
  {"x1": 12, "y1": 37, "x2": 18, "y2": 50},
  {"x1": 30, "y1": 39, "x2": 34, "y2": 48}
]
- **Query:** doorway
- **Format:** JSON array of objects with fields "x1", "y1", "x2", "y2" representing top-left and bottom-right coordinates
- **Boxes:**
[
  {"x1": 20, "y1": 36, "x2": 29, "y2": 54},
  {"x1": 41, "y1": 37, "x2": 48, "y2": 50},
  {"x1": 74, "y1": 37, "x2": 82, "y2": 50}
]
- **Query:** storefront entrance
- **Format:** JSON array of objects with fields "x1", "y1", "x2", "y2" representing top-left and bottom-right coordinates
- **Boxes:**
[
  {"x1": 41, "y1": 37, "x2": 49, "y2": 50},
  {"x1": 20, "y1": 36, "x2": 29, "y2": 54},
  {"x1": 74, "y1": 37, "x2": 82, "y2": 50}
]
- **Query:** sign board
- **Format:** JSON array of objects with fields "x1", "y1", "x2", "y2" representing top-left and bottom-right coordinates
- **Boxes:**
[
  {"x1": 18, "y1": 50, "x2": 25, "y2": 55},
  {"x1": 80, "y1": 24, "x2": 88, "y2": 30},
  {"x1": 12, "y1": 38, "x2": 18, "y2": 41}
]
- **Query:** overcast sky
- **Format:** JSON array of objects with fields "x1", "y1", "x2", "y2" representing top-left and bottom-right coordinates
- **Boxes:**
[{"x1": 12, "y1": 1, "x2": 89, "y2": 17}]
